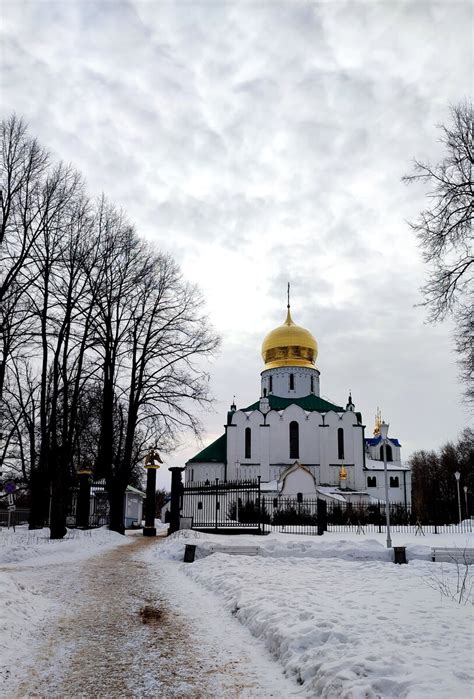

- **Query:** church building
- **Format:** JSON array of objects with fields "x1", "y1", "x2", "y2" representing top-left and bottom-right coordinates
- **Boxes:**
[{"x1": 185, "y1": 300, "x2": 411, "y2": 506}]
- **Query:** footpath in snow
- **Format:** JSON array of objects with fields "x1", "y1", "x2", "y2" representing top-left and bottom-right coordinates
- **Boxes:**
[
  {"x1": 1, "y1": 527, "x2": 296, "y2": 698},
  {"x1": 147, "y1": 529, "x2": 474, "y2": 698}
]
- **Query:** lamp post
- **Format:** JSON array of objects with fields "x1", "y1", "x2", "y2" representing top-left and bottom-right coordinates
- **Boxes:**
[
  {"x1": 454, "y1": 471, "x2": 461, "y2": 526},
  {"x1": 143, "y1": 446, "x2": 163, "y2": 537},
  {"x1": 380, "y1": 421, "x2": 392, "y2": 548}
]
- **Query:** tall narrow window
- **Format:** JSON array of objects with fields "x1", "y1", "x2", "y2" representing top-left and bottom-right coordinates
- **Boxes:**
[
  {"x1": 289, "y1": 373, "x2": 295, "y2": 390},
  {"x1": 337, "y1": 427, "x2": 344, "y2": 459},
  {"x1": 245, "y1": 427, "x2": 251, "y2": 459},
  {"x1": 310, "y1": 376, "x2": 314, "y2": 393},
  {"x1": 380, "y1": 444, "x2": 393, "y2": 462},
  {"x1": 269, "y1": 376, "x2": 273, "y2": 393},
  {"x1": 289, "y1": 421, "x2": 299, "y2": 459}
]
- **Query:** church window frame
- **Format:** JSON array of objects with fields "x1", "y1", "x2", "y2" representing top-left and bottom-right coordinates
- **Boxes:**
[
  {"x1": 289, "y1": 373, "x2": 295, "y2": 391},
  {"x1": 367, "y1": 476, "x2": 376, "y2": 487},
  {"x1": 390, "y1": 476, "x2": 399, "y2": 488},
  {"x1": 269, "y1": 376, "x2": 273, "y2": 393},
  {"x1": 310, "y1": 376, "x2": 314, "y2": 393},
  {"x1": 337, "y1": 427, "x2": 344, "y2": 459},
  {"x1": 245, "y1": 427, "x2": 251, "y2": 459},
  {"x1": 381, "y1": 444, "x2": 393, "y2": 462},
  {"x1": 289, "y1": 420, "x2": 299, "y2": 459}
]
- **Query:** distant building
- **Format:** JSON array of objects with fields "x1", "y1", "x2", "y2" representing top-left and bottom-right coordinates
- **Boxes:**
[{"x1": 185, "y1": 299, "x2": 411, "y2": 506}]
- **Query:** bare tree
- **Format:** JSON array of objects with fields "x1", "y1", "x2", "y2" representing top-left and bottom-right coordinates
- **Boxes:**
[{"x1": 403, "y1": 101, "x2": 473, "y2": 403}]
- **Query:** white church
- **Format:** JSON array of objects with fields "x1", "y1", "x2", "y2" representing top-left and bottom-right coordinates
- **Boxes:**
[{"x1": 185, "y1": 301, "x2": 411, "y2": 507}]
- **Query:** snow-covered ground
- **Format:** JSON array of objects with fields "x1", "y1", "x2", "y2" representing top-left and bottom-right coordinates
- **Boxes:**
[
  {"x1": 2, "y1": 525, "x2": 473, "y2": 697},
  {"x1": 0, "y1": 526, "x2": 134, "y2": 691},
  {"x1": 146, "y1": 529, "x2": 474, "y2": 698}
]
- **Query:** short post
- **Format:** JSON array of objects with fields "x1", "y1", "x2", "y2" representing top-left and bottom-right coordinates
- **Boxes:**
[
  {"x1": 143, "y1": 446, "x2": 163, "y2": 537},
  {"x1": 76, "y1": 467, "x2": 92, "y2": 529},
  {"x1": 168, "y1": 467, "x2": 184, "y2": 535}
]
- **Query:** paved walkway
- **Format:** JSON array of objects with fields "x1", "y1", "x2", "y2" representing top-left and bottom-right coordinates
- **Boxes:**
[{"x1": 8, "y1": 536, "x2": 297, "y2": 698}]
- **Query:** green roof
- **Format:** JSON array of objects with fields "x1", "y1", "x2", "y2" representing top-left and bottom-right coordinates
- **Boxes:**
[
  {"x1": 243, "y1": 394, "x2": 345, "y2": 413},
  {"x1": 188, "y1": 433, "x2": 227, "y2": 463}
]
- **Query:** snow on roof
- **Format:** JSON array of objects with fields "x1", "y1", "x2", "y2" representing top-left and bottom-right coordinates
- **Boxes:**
[
  {"x1": 365, "y1": 458, "x2": 410, "y2": 472},
  {"x1": 261, "y1": 480, "x2": 280, "y2": 492},
  {"x1": 316, "y1": 487, "x2": 348, "y2": 503}
]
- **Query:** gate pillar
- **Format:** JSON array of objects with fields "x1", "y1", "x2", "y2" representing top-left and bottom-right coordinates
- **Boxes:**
[{"x1": 168, "y1": 467, "x2": 185, "y2": 535}]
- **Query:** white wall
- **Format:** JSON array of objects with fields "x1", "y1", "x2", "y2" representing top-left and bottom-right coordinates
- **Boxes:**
[{"x1": 261, "y1": 366, "x2": 320, "y2": 398}]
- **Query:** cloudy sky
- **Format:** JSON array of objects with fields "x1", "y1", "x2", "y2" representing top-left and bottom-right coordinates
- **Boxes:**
[{"x1": 2, "y1": 0, "x2": 472, "y2": 487}]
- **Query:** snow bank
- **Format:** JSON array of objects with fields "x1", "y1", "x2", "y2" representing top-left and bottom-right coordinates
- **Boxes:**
[
  {"x1": 0, "y1": 526, "x2": 131, "y2": 565},
  {"x1": 184, "y1": 554, "x2": 474, "y2": 698},
  {"x1": 151, "y1": 528, "x2": 473, "y2": 564}
]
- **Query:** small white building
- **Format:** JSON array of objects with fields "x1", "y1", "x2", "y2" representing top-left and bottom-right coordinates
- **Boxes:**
[{"x1": 186, "y1": 301, "x2": 411, "y2": 506}]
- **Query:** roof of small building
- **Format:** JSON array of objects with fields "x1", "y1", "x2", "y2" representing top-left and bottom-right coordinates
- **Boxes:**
[
  {"x1": 243, "y1": 394, "x2": 344, "y2": 413},
  {"x1": 365, "y1": 435, "x2": 401, "y2": 447},
  {"x1": 188, "y1": 433, "x2": 227, "y2": 463},
  {"x1": 364, "y1": 458, "x2": 411, "y2": 472}
]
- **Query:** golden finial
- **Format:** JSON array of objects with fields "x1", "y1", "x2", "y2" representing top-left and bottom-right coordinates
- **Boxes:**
[
  {"x1": 374, "y1": 407, "x2": 382, "y2": 436},
  {"x1": 339, "y1": 464, "x2": 347, "y2": 480}
]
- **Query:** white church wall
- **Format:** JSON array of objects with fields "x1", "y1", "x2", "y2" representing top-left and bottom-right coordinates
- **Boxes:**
[{"x1": 365, "y1": 470, "x2": 411, "y2": 505}]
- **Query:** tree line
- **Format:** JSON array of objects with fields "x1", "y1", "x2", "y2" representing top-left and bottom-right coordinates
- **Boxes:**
[
  {"x1": 0, "y1": 115, "x2": 219, "y2": 538},
  {"x1": 410, "y1": 428, "x2": 473, "y2": 524}
]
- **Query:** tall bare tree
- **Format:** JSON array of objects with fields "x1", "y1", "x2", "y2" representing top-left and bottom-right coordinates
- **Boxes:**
[{"x1": 404, "y1": 101, "x2": 473, "y2": 403}]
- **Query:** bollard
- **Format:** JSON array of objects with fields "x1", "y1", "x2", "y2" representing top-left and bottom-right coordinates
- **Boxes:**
[
  {"x1": 393, "y1": 546, "x2": 407, "y2": 564},
  {"x1": 183, "y1": 544, "x2": 197, "y2": 562}
]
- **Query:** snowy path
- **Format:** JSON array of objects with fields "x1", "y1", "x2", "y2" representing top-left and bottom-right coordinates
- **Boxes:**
[{"x1": 4, "y1": 535, "x2": 297, "y2": 698}]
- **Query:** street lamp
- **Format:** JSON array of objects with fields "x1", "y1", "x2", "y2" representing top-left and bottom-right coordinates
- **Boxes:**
[
  {"x1": 380, "y1": 420, "x2": 392, "y2": 548},
  {"x1": 143, "y1": 446, "x2": 163, "y2": 537},
  {"x1": 454, "y1": 471, "x2": 462, "y2": 526}
]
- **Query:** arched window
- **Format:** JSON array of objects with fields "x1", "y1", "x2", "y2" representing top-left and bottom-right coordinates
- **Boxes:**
[
  {"x1": 390, "y1": 476, "x2": 399, "y2": 488},
  {"x1": 337, "y1": 428, "x2": 344, "y2": 459},
  {"x1": 269, "y1": 376, "x2": 273, "y2": 393},
  {"x1": 245, "y1": 427, "x2": 251, "y2": 459},
  {"x1": 263, "y1": 388, "x2": 267, "y2": 397},
  {"x1": 367, "y1": 476, "x2": 377, "y2": 487},
  {"x1": 289, "y1": 421, "x2": 299, "y2": 459},
  {"x1": 289, "y1": 373, "x2": 295, "y2": 390},
  {"x1": 380, "y1": 444, "x2": 393, "y2": 462},
  {"x1": 310, "y1": 376, "x2": 314, "y2": 393}
]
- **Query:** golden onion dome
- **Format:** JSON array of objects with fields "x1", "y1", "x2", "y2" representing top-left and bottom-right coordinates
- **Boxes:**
[{"x1": 261, "y1": 308, "x2": 318, "y2": 369}]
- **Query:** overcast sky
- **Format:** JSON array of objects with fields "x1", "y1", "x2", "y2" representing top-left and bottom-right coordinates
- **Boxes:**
[{"x1": 2, "y1": 1, "x2": 472, "y2": 488}]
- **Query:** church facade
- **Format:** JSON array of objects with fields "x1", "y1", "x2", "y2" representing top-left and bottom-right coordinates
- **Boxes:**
[{"x1": 185, "y1": 304, "x2": 411, "y2": 506}]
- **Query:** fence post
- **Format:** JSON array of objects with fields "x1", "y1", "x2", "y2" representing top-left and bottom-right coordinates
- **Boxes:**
[
  {"x1": 257, "y1": 476, "x2": 262, "y2": 534},
  {"x1": 317, "y1": 498, "x2": 327, "y2": 535},
  {"x1": 168, "y1": 467, "x2": 185, "y2": 535},
  {"x1": 76, "y1": 469, "x2": 92, "y2": 529},
  {"x1": 215, "y1": 478, "x2": 219, "y2": 531}
]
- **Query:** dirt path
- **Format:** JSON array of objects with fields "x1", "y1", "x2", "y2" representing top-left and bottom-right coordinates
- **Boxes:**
[{"x1": 8, "y1": 536, "x2": 296, "y2": 698}]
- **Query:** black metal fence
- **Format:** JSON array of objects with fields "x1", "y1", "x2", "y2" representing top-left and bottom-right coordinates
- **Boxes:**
[
  {"x1": 181, "y1": 478, "x2": 263, "y2": 531},
  {"x1": 67, "y1": 480, "x2": 110, "y2": 528}
]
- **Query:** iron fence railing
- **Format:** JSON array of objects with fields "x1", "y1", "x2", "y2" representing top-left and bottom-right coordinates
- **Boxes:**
[{"x1": 181, "y1": 478, "x2": 262, "y2": 530}]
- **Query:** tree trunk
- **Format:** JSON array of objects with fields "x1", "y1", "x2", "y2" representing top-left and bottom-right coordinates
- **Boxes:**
[
  {"x1": 49, "y1": 464, "x2": 68, "y2": 539},
  {"x1": 28, "y1": 468, "x2": 49, "y2": 529}
]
